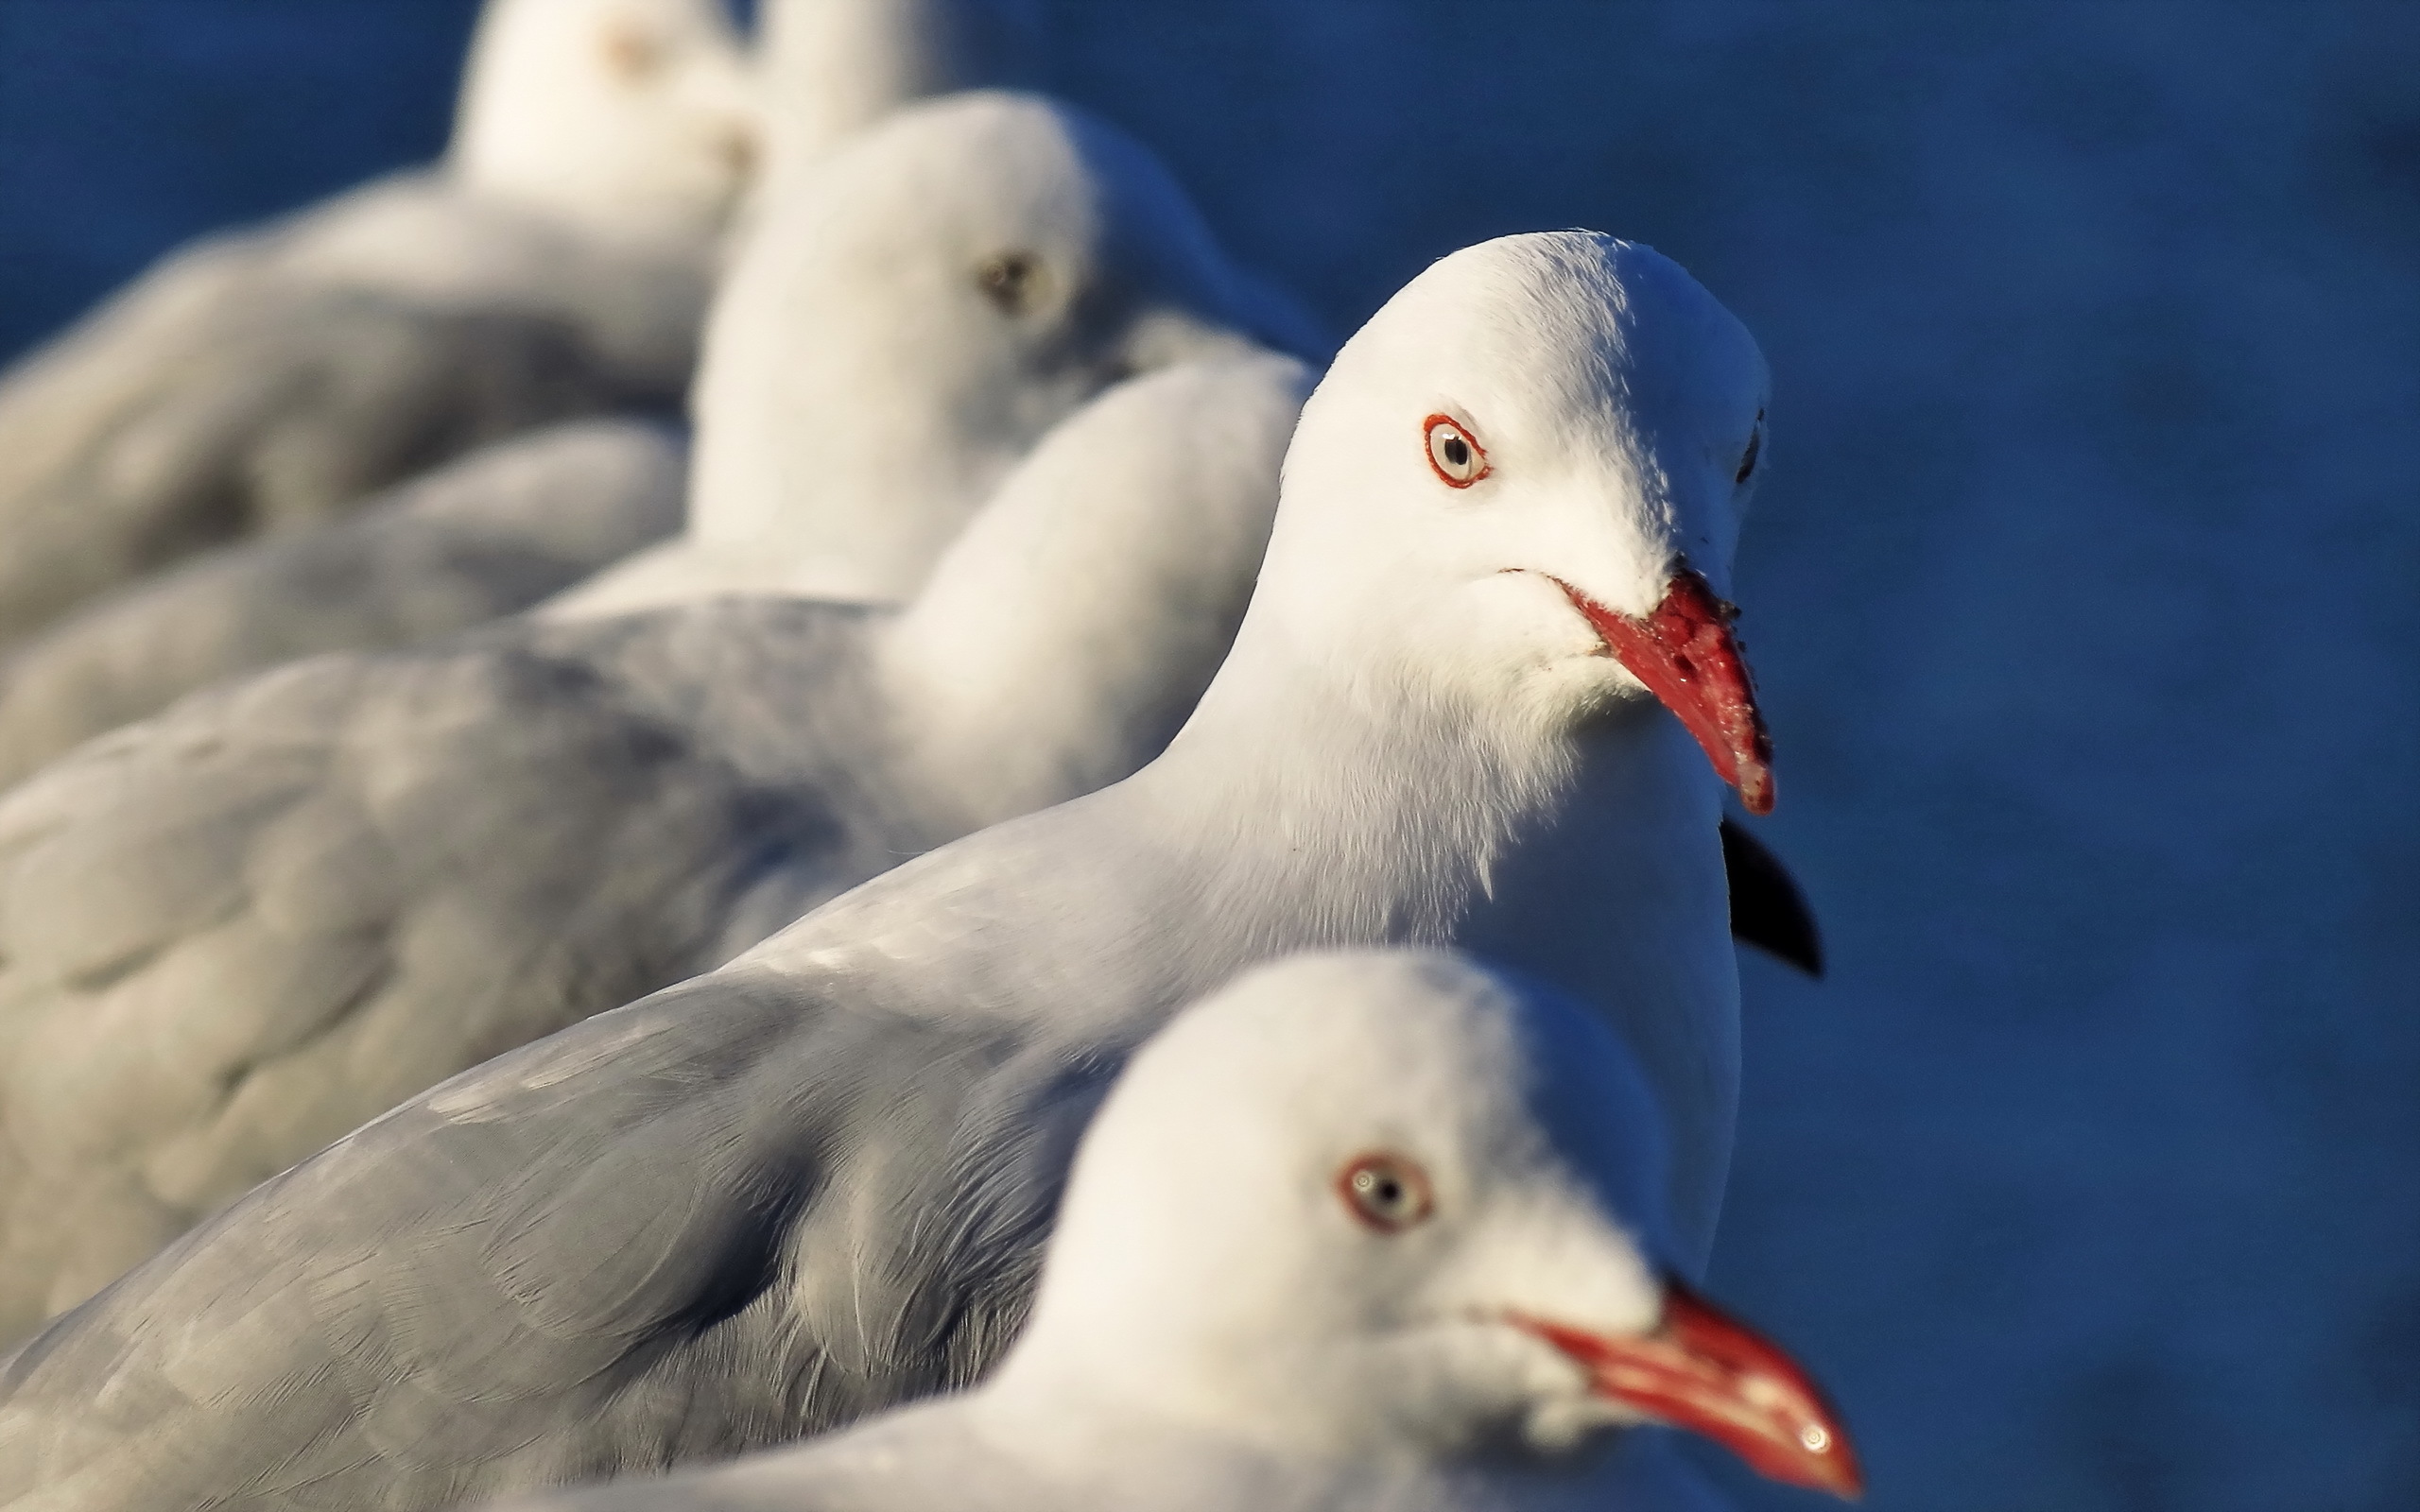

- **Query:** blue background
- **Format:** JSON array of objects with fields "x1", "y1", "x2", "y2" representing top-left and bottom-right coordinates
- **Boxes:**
[{"x1": 3, "y1": 2, "x2": 2415, "y2": 1507}]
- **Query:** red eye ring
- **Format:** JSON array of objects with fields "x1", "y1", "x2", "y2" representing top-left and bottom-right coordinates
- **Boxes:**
[
  {"x1": 1337, "y1": 1151, "x2": 1436, "y2": 1233},
  {"x1": 1424, "y1": 415, "x2": 1490, "y2": 488}
]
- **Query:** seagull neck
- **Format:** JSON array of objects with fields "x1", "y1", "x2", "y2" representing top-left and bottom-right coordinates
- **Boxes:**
[
  {"x1": 677, "y1": 254, "x2": 1020, "y2": 597},
  {"x1": 805, "y1": 354, "x2": 1296, "y2": 836},
  {"x1": 870, "y1": 415, "x2": 1282, "y2": 837},
  {"x1": 682, "y1": 429, "x2": 1000, "y2": 603},
  {"x1": 683, "y1": 455, "x2": 1016, "y2": 618},
  {"x1": 1112, "y1": 629, "x2": 1597, "y2": 942}
]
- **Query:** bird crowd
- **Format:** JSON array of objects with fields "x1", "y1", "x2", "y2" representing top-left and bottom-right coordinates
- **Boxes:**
[{"x1": 0, "y1": 2, "x2": 1858, "y2": 1508}]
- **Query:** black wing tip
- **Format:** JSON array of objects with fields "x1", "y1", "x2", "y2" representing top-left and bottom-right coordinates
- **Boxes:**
[{"x1": 1720, "y1": 816, "x2": 1825, "y2": 980}]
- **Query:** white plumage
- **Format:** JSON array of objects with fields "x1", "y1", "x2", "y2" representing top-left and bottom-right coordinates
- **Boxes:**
[
  {"x1": 0, "y1": 343, "x2": 1304, "y2": 1343},
  {"x1": 489, "y1": 950, "x2": 1860, "y2": 1512},
  {"x1": 0, "y1": 89, "x2": 1302, "y2": 784},
  {"x1": 553, "y1": 91, "x2": 1312, "y2": 618},
  {"x1": 754, "y1": 0, "x2": 1046, "y2": 194},
  {"x1": 0, "y1": 232, "x2": 1781, "y2": 1507}
]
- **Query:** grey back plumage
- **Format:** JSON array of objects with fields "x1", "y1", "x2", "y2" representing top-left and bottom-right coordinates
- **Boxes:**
[
  {"x1": 0, "y1": 418, "x2": 688, "y2": 787},
  {"x1": 0, "y1": 175, "x2": 712, "y2": 646},
  {"x1": 0, "y1": 601, "x2": 903, "y2": 1342},
  {"x1": 0, "y1": 958, "x2": 1123, "y2": 1504}
]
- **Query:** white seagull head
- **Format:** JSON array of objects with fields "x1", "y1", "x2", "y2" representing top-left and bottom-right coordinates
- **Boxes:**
[
  {"x1": 450, "y1": 0, "x2": 760, "y2": 233},
  {"x1": 998, "y1": 949, "x2": 1858, "y2": 1497},
  {"x1": 1246, "y1": 232, "x2": 1778, "y2": 810},
  {"x1": 688, "y1": 91, "x2": 1287, "y2": 594},
  {"x1": 755, "y1": 0, "x2": 1046, "y2": 183}
]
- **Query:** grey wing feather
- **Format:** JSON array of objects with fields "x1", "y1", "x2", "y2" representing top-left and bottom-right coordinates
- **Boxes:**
[
  {"x1": 0, "y1": 966, "x2": 1115, "y2": 1510},
  {"x1": 0, "y1": 202, "x2": 682, "y2": 644},
  {"x1": 0, "y1": 610, "x2": 864, "y2": 1346},
  {"x1": 0, "y1": 418, "x2": 689, "y2": 786}
]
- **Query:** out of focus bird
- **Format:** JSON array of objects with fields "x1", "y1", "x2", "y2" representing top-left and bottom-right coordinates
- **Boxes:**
[
  {"x1": 0, "y1": 71, "x2": 1307, "y2": 783},
  {"x1": 754, "y1": 0, "x2": 1046, "y2": 195},
  {"x1": 551, "y1": 91, "x2": 1312, "y2": 617},
  {"x1": 0, "y1": 232, "x2": 1782, "y2": 1507},
  {"x1": 0, "y1": 418, "x2": 688, "y2": 787},
  {"x1": 489, "y1": 950, "x2": 1862, "y2": 1512},
  {"x1": 0, "y1": 0, "x2": 757, "y2": 647},
  {"x1": 0, "y1": 90, "x2": 1301, "y2": 1344},
  {"x1": 735, "y1": 0, "x2": 1330, "y2": 360}
]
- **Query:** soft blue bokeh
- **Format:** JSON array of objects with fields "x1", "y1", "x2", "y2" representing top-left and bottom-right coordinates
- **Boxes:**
[{"x1": 2, "y1": 3, "x2": 2414, "y2": 1507}]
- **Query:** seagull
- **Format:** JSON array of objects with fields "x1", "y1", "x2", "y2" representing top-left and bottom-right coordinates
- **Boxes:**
[
  {"x1": 550, "y1": 91, "x2": 1310, "y2": 617},
  {"x1": 488, "y1": 950, "x2": 1862, "y2": 1512},
  {"x1": 739, "y1": 0, "x2": 1333, "y2": 362},
  {"x1": 0, "y1": 91, "x2": 1287, "y2": 786},
  {"x1": 0, "y1": 346, "x2": 1305, "y2": 1346},
  {"x1": 0, "y1": 4, "x2": 1137, "y2": 781},
  {"x1": 0, "y1": 231, "x2": 1784, "y2": 1507},
  {"x1": 0, "y1": 0, "x2": 756, "y2": 646}
]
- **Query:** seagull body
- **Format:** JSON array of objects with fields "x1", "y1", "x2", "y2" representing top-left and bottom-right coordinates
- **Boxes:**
[
  {"x1": 0, "y1": 0, "x2": 755, "y2": 645},
  {"x1": 0, "y1": 232, "x2": 1782, "y2": 1510},
  {"x1": 490, "y1": 951, "x2": 1858, "y2": 1512},
  {"x1": 0, "y1": 418, "x2": 687, "y2": 787},
  {"x1": 0, "y1": 347, "x2": 1305, "y2": 1346}
]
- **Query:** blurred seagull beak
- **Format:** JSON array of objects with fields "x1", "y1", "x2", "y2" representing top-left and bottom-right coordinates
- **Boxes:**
[
  {"x1": 1551, "y1": 565, "x2": 1776, "y2": 815},
  {"x1": 1512, "y1": 1280, "x2": 1862, "y2": 1498}
]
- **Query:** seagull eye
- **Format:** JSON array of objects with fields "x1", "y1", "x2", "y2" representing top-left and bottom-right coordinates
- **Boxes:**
[
  {"x1": 977, "y1": 252, "x2": 1043, "y2": 316},
  {"x1": 1337, "y1": 1152, "x2": 1435, "y2": 1233},
  {"x1": 1424, "y1": 416, "x2": 1490, "y2": 488},
  {"x1": 1735, "y1": 410, "x2": 1765, "y2": 485}
]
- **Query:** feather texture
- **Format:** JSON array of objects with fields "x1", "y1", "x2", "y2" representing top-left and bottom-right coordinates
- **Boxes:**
[
  {"x1": 0, "y1": 232, "x2": 1769, "y2": 1509},
  {"x1": 0, "y1": 419, "x2": 688, "y2": 786}
]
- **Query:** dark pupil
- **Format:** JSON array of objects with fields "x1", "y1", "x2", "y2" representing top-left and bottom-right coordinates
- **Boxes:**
[
  {"x1": 1441, "y1": 436, "x2": 1470, "y2": 469},
  {"x1": 979, "y1": 254, "x2": 1035, "y2": 312},
  {"x1": 1360, "y1": 1171, "x2": 1403, "y2": 1209},
  {"x1": 1737, "y1": 426, "x2": 1762, "y2": 484}
]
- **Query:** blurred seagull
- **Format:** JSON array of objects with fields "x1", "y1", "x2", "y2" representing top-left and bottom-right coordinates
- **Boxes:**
[
  {"x1": 491, "y1": 950, "x2": 1862, "y2": 1512},
  {"x1": 0, "y1": 89, "x2": 1300, "y2": 785},
  {"x1": 754, "y1": 0, "x2": 1046, "y2": 193},
  {"x1": 737, "y1": 0, "x2": 1331, "y2": 361},
  {"x1": 0, "y1": 418, "x2": 688, "y2": 787},
  {"x1": 551, "y1": 92, "x2": 1311, "y2": 617},
  {"x1": 0, "y1": 96, "x2": 1301, "y2": 1342},
  {"x1": 0, "y1": 0, "x2": 757, "y2": 646},
  {"x1": 0, "y1": 231, "x2": 1785, "y2": 1506}
]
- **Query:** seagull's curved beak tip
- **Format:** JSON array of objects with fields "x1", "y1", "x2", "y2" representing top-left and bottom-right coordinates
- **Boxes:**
[
  {"x1": 1513, "y1": 1281, "x2": 1863, "y2": 1500},
  {"x1": 1557, "y1": 567, "x2": 1776, "y2": 815}
]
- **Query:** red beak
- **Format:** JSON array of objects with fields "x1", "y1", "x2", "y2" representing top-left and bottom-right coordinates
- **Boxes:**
[
  {"x1": 1552, "y1": 567, "x2": 1775, "y2": 815},
  {"x1": 1512, "y1": 1281, "x2": 1862, "y2": 1499}
]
